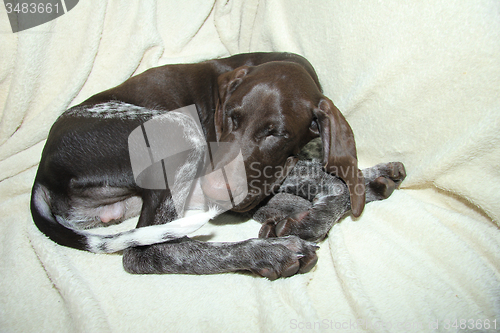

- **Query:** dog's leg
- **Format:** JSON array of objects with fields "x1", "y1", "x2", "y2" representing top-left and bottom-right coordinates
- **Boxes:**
[
  {"x1": 136, "y1": 190, "x2": 178, "y2": 227},
  {"x1": 123, "y1": 186, "x2": 319, "y2": 280},
  {"x1": 255, "y1": 161, "x2": 406, "y2": 242},
  {"x1": 256, "y1": 193, "x2": 349, "y2": 242},
  {"x1": 255, "y1": 160, "x2": 348, "y2": 241},
  {"x1": 122, "y1": 236, "x2": 319, "y2": 280},
  {"x1": 124, "y1": 188, "x2": 318, "y2": 279}
]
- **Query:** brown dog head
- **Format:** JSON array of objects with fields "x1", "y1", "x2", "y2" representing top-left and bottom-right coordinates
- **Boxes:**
[{"x1": 202, "y1": 61, "x2": 365, "y2": 216}]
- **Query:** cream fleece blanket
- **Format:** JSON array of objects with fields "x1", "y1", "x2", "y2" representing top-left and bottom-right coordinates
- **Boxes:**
[{"x1": 1, "y1": 1, "x2": 499, "y2": 332}]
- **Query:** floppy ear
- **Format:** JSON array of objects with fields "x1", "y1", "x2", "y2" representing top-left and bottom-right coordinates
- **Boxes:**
[
  {"x1": 215, "y1": 66, "x2": 250, "y2": 140},
  {"x1": 313, "y1": 98, "x2": 365, "y2": 217}
]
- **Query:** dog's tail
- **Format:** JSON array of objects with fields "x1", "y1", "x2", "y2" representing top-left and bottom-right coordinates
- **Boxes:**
[{"x1": 30, "y1": 182, "x2": 220, "y2": 253}]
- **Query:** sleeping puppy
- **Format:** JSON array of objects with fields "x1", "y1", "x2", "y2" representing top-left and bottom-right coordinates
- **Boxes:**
[{"x1": 30, "y1": 52, "x2": 400, "y2": 279}]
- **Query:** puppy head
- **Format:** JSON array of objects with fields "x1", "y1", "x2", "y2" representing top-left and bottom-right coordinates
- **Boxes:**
[{"x1": 204, "y1": 62, "x2": 364, "y2": 215}]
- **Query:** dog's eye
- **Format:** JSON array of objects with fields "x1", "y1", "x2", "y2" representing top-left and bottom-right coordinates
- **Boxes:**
[
  {"x1": 266, "y1": 131, "x2": 278, "y2": 137},
  {"x1": 264, "y1": 125, "x2": 276, "y2": 136},
  {"x1": 230, "y1": 114, "x2": 239, "y2": 130},
  {"x1": 225, "y1": 109, "x2": 241, "y2": 131},
  {"x1": 310, "y1": 120, "x2": 320, "y2": 134},
  {"x1": 262, "y1": 125, "x2": 288, "y2": 140}
]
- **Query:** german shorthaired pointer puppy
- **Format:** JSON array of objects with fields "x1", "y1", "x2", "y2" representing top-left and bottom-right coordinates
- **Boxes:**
[{"x1": 31, "y1": 52, "x2": 402, "y2": 279}]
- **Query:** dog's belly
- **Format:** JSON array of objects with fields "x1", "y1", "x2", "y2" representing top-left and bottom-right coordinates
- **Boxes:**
[
  {"x1": 63, "y1": 178, "x2": 208, "y2": 230},
  {"x1": 59, "y1": 185, "x2": 143, "y2": 230},
  {"x1": 97, "y1": 198, "x2": 142, "y2": 223}
]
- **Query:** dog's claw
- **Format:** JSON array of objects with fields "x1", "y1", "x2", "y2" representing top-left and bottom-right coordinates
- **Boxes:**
[
  {"x1": 295, "y1": 253, "x2": 305, "y2": 259},
  {"x1": 258, "y1": 221, "x2": 277, "y2": 238},
  {"x1": 281, "y1": 261, "x2": 301, "y2": 278},
  {"x1": 257, "y1": 268, "x2": 279, "y2": 281},
  {"x1": 299, "y1": 253, "x2": 318, "y2": 274},
  {"x1": 275, "y1": 219, "x2": 289, "y2": 237}
]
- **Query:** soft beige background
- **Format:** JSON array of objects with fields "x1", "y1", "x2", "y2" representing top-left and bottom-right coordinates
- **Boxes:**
[{"x1": 1, "y1": 1, "x2": 499, "y2": 332}]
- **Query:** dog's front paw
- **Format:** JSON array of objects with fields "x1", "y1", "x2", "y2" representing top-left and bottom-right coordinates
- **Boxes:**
[
  {"x1": 247, "y1": 236, "x2": 319, "y2": 280},
  {"x1": 365, "y1": 162, "x2": 406, "y2": 202},
  {"x1": 259, "y1": 211, "x2": 319, "y2": 241}
]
